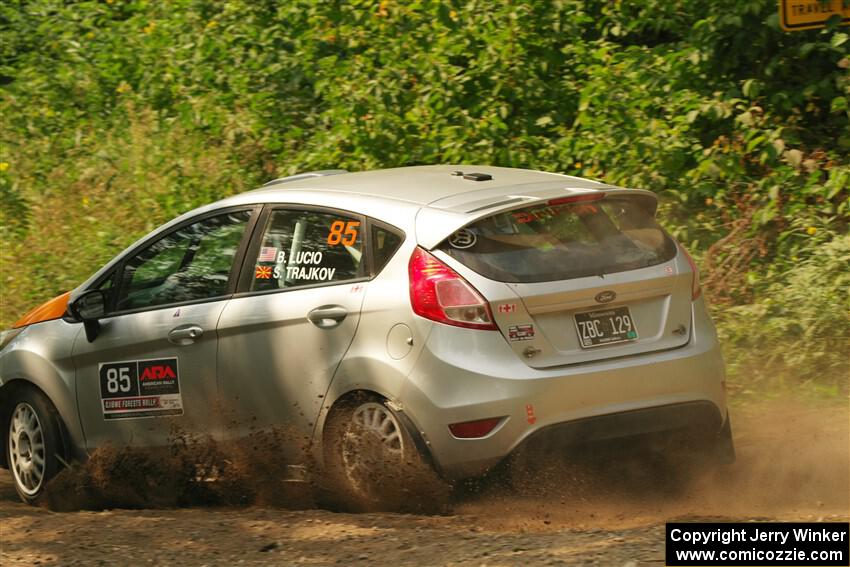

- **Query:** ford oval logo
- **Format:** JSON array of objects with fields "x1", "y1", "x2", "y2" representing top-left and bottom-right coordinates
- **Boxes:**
[{"x1": 595, "y1": 290, "x2": 616, "y2": 304}]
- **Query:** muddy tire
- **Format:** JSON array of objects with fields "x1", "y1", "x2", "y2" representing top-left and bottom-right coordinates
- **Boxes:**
[
  {"x1": 321, "y1": 395, "x2": 448, "y2": 513},
  {"x1": 4, "y1": 387, "x2": 64, "y2": 504}
]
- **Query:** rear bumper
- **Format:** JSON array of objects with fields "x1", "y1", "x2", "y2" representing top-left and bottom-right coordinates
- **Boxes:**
[
  {"x1": 517, "y1": 400, "x2": 722, "y2": 451},
  {"x1": 399, "y1": 300, "x2": 728, "y2": 479}
]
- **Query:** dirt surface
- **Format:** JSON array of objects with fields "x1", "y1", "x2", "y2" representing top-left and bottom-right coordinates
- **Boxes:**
[{"x1": 1, "y1": 399, "x2": 848, "y2": 566}]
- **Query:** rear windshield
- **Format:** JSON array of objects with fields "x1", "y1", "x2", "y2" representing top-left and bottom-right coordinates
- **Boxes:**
[{"x1": 437, "y1": 195, "x2": 676, "y2": 283}]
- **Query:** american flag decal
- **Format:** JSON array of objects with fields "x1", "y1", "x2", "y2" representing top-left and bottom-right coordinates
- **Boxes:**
[
  {"x1": 258, "y1": 246, "x2": 277, "y2": 262},
  {"x1": 255, "y1": 266, "x2": 272, "y2": 279}
]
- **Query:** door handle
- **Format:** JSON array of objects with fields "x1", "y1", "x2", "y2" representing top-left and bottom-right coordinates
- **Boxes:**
[
  {"x1": 307, "y1": 305, "x2": 348, "y2": 329},
  {"x1": 168, "y1": 324, "x2": 204, "y2": 345}
]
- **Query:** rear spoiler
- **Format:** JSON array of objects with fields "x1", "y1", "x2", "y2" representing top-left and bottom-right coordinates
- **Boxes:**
[{"x1": 415, "y1": 186, "x2": 658, "y2": 249}]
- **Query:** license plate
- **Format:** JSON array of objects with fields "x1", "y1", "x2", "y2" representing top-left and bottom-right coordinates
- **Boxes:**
[{"x1": 574, "y1": 306, "x2": 638, "y2": 348}]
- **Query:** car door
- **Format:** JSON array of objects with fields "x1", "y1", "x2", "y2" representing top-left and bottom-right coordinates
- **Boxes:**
[
  {"x1": 72, "y1": 206, "x2": 259, "y2": 449},
  {"x1": 216, "y1": 205, "x2": 369, "y2": 450}
]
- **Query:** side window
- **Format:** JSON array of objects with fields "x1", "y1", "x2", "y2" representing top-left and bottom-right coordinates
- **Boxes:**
[
  {"x1": 96, "y1": 272, "x2": 115, "y2": 293},
  {"x1": 250, "y1": 209, "x2": 365, "y2": 292},
  {"x1": 371, "y1": 224, "x2": 403, "y2": 275},
  {"x1": 114, "y1": 210, "x2": 252, "y2": 311}
]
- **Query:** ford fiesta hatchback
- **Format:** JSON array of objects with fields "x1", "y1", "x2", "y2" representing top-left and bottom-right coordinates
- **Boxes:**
[{"x1": 0, "y1": 165, "x2": 734, "y2": 505}]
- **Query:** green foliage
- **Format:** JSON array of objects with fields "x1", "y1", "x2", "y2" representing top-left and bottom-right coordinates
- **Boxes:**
[
  {"x1": 718, "y1": 234, "x2": 850, "y2": 394},
  {"x1": 0, "y1": 0, "x2": 848, "y2": 391}
]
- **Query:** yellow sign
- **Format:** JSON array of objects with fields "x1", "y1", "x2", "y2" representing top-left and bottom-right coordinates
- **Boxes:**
[{"x1": 780, "y1": 0, "x2": 850, "y2": 31}]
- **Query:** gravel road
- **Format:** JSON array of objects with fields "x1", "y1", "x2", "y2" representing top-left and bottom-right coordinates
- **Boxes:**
[{"x1": 1, "y1": 399, "x2": 847, "y2": 566}]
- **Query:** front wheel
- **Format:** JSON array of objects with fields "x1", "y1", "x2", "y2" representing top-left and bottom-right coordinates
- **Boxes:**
[
  {"x1": 5, "y1": 388, "x2": 64, "y2": 504},
  {"x1": 322, "y1": 397, "x2": 448, "y2": 513}
]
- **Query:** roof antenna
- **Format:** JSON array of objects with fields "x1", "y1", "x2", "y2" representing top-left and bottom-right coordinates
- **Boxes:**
[{"x1": 450, "y1": 171, "x2": 493, "y2": 181}]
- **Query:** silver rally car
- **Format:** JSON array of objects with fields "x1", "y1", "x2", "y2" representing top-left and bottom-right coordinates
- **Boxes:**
[{"x1": 0, "y1": 165, "x2": 734, "y2": 504}]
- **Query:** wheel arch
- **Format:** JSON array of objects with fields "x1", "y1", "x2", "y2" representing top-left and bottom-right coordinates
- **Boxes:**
[
  {"x1": 0, "y1": 347, "x2": 86, "y2": 463},
  {"x1": 315, "y1": 387, "x2": 443, "y2": 477},
  {"x1": 0, "y1": 379, "x2": 75, "y2": 470}
]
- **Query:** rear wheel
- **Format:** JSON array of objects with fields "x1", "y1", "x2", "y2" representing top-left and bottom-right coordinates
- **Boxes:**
[
  {"x1": 322, "y1": 396, "x2": 448, "y2": 512},
  {"x1": 5, "y1": 388, "x2": 64, "y2": 504}
]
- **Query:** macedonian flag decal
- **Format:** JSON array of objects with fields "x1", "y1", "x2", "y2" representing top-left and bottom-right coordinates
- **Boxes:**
[{"x1": 255, "y1": 265, "x2": 272, "y2": 279}]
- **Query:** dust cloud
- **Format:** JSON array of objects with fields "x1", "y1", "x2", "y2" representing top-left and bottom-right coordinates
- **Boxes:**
[
  {"x1": 41, "y1": 399, "x2": 848, "y2": 528},
  {"x1": 44, "y1": 426, "x2": 316, "y2": 511},
  {"x1": 456, "y1": 398, "x2": 849, "y2": 531}
]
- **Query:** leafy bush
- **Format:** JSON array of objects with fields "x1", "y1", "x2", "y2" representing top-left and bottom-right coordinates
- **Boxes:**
[{"x1": 717, "y1": 234, "x2": 850, "y2": 393}]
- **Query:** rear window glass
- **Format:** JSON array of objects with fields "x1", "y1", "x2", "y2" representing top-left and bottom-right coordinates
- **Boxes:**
[{"x1": 437, "y1": 195, "x2": 676, "y2": 283}]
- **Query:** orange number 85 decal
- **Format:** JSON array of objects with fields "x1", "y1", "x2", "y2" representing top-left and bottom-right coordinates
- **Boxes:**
[{"x1": 327, "y1": 220, "x2": 360, "y2": 246}]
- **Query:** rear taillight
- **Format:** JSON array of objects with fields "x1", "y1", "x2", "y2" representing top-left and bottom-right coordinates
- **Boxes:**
[
  {"x1": 408, "y1": 247, "x2": 497, "y2": 330},
  {"x1": 679, "y1": 244, "x2": 702, "y2": 300}
]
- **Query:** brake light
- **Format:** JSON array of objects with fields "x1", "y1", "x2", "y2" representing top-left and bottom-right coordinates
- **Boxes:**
[
  {"x1": 679, "y1": 244, "x2": 702, "y2": 300},
  {"x1": 408, "y1": 247, "x2": 497, "y2": 330},
  {"x1": 547, "y1": 193, "x2": 604, "y2": 207}
]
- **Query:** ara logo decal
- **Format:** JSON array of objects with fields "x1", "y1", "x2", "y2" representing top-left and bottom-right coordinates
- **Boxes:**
[
  {"x1": 140, "y1": 364, "x2": 176, "y2": 381},
  {"x1": 137, "y1": 359, "x2": 179, "y2": 395},
  {"x1": 594, "y1": 290, "x2": 617, "y2": 304}
]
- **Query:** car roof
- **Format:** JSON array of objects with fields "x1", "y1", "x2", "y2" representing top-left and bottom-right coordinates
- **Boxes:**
[
  {"x1": 246, "y1": 165, "x2": 613, "y2": 208},
  {"x1": 229, "y1": 165, "x2": 637, "y2": 247}
]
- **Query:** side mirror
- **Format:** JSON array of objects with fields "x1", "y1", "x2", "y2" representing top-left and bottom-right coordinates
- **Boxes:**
[{"x1": 70, "y1": 290, "x2": 107, "y2": 342}]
